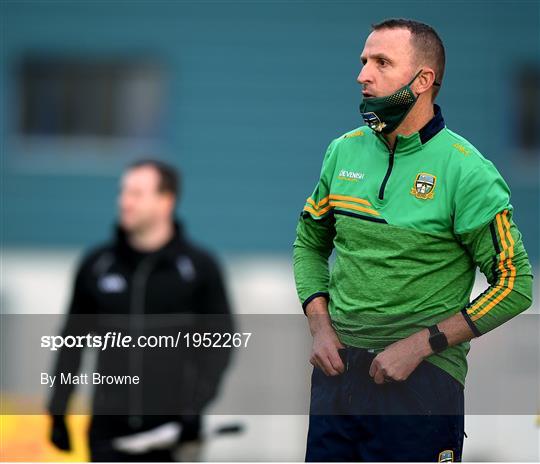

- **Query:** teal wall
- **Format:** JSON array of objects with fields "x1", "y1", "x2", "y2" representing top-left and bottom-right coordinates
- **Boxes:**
[{"x1": 2, "y1": 1, "x2": 539, "y2": 259}]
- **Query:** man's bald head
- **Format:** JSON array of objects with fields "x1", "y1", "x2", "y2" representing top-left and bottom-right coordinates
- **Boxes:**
[{"x1": 372, "y1": 18, "x2": 445, "y2": 99}]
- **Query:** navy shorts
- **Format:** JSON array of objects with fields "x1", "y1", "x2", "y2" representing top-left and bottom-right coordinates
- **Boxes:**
[{"x1": 306, "y1": 346, "x2": 465, "y2": 462}]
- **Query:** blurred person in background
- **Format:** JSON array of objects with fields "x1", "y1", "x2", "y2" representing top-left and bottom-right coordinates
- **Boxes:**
[
  {"x1": 48, "y1": 160, "x2": 233, "y2": 462},
  {"x1": 293, "y1": 18, "x2": 533, "y2": 462}
]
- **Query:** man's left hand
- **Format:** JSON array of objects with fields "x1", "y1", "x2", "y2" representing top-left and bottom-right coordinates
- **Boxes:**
[{"x1": 369, "y1": 329, "x2": 432, "y2": 384}]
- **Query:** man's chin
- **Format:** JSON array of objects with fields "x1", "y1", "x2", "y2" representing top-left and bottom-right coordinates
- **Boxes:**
[
  {"x1": 119, "y1": 220, "x2": 138, "y2": 233},
  {"x1": 120, "y1": 215, "x2": 157, "y2": 233}
]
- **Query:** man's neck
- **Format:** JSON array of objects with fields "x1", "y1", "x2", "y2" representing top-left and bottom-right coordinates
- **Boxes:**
[
  {"x1": 383, "y1": 100, "x2": 435, "y2": 149},
  {"x1": 128, "y1": 221, "x2": 175, "y2": 253}
]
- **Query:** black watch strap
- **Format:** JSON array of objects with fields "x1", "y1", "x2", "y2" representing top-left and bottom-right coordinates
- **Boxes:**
[
  {"x1": 428, "y1": 324, "x2": 448, "y2": 353},
  {"x1": 428, "y1": 325, "x2": 439, "y2": 337}
]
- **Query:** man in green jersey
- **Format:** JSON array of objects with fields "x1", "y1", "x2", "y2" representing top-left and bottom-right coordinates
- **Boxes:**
[{"x1": 293, "y1": 18, "x2": 533, "y2": 462}]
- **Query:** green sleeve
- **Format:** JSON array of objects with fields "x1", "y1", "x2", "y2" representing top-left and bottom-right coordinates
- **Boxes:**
[
  {"x1": 453, "y1": 159, "x2": 512, "y2": 234},
  {"x1": 452, "y1": 156, "x2": 533, "y2": 334},
  {"x1": 458, "y1": 209, "x2": 534, "y2": 335},
  {"x1": 292, "y1": 139, "x2": 338, "y2": 313}
]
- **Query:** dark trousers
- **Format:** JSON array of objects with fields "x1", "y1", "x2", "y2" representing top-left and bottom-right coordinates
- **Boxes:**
[{"x1": 306, "y1": 346, "x2": 465, "y2": 462}]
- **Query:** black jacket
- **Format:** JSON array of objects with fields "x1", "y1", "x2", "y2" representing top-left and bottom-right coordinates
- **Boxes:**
[{"x1": 48, "y1": 221, "x2": 233, "y2": 439}]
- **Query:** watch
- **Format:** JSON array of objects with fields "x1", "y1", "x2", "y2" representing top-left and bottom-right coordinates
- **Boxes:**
[{"x1": 428, "y1": 325, "x2": 448, "y2": 353}]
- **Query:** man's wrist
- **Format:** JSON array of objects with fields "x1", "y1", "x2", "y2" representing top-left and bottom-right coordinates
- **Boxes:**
[
  {"x1": 412, "y1": 328, "x2": 434, "y2": 359},
  {"x1": 305, "y1": 295, "x2": 329, "y2": 317},
  {"x1": 305, "y1": 297, "x2": 333, "y2": 336},
  {"x1": 303, "y1": 293, "x2": 329, "y2": 316}
]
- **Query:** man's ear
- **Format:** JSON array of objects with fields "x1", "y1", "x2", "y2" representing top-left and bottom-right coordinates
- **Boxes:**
[
  {"x1": 162, "y1": 192, "x2": 177, "y2": 215},
  {"x1": 415, "y1": 67, "x2": 437, "y2": 95}
]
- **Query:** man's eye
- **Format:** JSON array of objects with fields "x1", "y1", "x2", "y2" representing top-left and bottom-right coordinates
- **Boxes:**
[{"x1": 378, "y1": 59, "x2": 387, "y2": 66}]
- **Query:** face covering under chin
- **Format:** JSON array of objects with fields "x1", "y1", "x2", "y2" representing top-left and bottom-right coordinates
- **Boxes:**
[{"x1": 359, "y1": 70, "x2": 422, "y2": 134}]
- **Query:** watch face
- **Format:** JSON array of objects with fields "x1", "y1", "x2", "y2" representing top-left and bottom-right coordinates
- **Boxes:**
[{"x1": 430, "y1": 332, "x2": 448, "y2": 352}]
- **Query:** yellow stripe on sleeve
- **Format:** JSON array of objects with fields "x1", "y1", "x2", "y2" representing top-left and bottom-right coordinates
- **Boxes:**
[
  {"x1": 328, "y1": 194, "x2": 372, "y2": 207},
  {"x1": 466, "y1": 212, "x2": 510, "y2": 317},
  {"x1": 303, "y1": 204, "x2": 332, "y2": 217},
  {"x1": 466, "y1": 212, "x2": 509, "y2": 317},
  {"x1": 306, "y1": 196, "x2": 330, "y2": 210},
  {"x1": 471, "y1": 210, "x2": 515, "y2": 321},
  {"x1": 304, "y1": 194, "x2": 379, "y2": 218}
]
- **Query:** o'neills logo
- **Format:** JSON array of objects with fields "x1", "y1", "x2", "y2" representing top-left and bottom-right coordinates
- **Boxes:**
[{"x1": 338, "y1": 169, "x2": 365, "y2": 182}]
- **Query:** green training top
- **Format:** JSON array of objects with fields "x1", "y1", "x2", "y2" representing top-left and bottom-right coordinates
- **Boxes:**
[{"x1": 293, "y1": 105, "x2": 533, "y2": 385}]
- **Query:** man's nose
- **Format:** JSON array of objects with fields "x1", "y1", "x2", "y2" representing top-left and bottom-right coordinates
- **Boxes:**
[
  {"x1": 357, "y1": 65, "x2": 371, "y2": 85},
  {"x1": 118, "y1": 194, "x2": 130, "y2": 210}
]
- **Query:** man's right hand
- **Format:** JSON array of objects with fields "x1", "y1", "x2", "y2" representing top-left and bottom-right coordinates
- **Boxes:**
[
  {"x1": 306, "y1": 297, "x2": 345, "y2": 376},
  {"x1": 49, "y1": 415, "x2": 71, "y2": 452}
]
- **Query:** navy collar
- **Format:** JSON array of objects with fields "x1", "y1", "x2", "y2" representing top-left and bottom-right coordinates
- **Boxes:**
[{"x1": 419, "y1": 104, "x2": 445, "y2": 145}]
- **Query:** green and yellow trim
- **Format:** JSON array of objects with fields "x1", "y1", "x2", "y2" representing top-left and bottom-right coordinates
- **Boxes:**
[
  {"x1": 303, "y1": 194, "x2": 381, "y2": 219},
  {"x1": 466, "y1": 210, "x2": 515, "y2": 322}
]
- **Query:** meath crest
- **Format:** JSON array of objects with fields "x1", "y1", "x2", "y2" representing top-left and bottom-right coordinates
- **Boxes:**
[
  {"x1": 438, "y1": 450, "x2": 454, "y2": 462},
  {"x1": 361, "y1": 112, "x2": 387, "y2": 132},
  {"x1": 411, "y1": 172, "x2": 436, "y2": 199}
]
